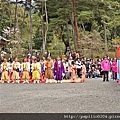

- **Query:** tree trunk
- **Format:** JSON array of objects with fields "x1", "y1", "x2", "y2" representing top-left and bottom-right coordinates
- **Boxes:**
[
  {"x1": 14, "y1": 0, "x2": 18, "y2": 35},
  {"x1": 103, "y1": 23, "x2": 108, "y2": 54},
  {"x1": 14, "y1": 0, "x2": 18, "y2": 57},
  {"x1": 61, "y1": 34, "x2": 69, "y2": 54},
  {"x1": 20, "y1": 0, "x2": 28, "y2": 39},
  {"x1": 44, "y1": 0, "x2": 48, "y2": 53},
  {"x1": 66, "y1": 20, "x2": 71, "y2": 51},
  {"x1": 81, "y1": 20, "x2": 85, "y2": 32},
  {"x1": 41, "y1": 1, "x2": 45, "y2": 56},
  {"x1": 72, "y1": 0, "x2": 79, "y2": 52},
  {"x1": 30, "y1": 0, "x2": 33, "y2": 55},
  {"x1": 8, "y1": 1, "x2": 12, "y2": 37},
  {"x1": 71, "y1": 13, "x2": 78, "y2": 52},
  {"x1": 0, "y1": 1, "x2": 4, "y2": 36}
]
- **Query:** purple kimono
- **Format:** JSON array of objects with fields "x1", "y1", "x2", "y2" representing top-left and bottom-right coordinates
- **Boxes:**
[{"x1": 54, "y1": 60, "x2": 65, "y2": 81}]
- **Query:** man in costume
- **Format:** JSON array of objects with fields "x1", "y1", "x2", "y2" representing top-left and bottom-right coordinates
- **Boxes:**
[
  {"x1": 32, "y1": 58, "x2": 41, "y2": 83},
  {"x1": 54, "y1": 56, "x2": 65, "y2": 83},
  {"x1": 11, "y1": 58, "x2": 20, "y2": 83},
  {"x1": 22, "y1": 58, "x2": 30, "y2": 83},
  {"x1": 1, "y1": 58, "x2": 10, "y2": 83},
  {"x1": 45, "y1": 57, "x2": 54, "y2": 83}
]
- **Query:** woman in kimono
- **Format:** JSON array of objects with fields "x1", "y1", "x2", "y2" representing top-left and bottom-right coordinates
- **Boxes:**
[
  {"x1": 81, "y1": 61, "x2": 86, "y2": 83},
  {"x1": 71, "y1": 61, "x2": 77, "y2": 83}
]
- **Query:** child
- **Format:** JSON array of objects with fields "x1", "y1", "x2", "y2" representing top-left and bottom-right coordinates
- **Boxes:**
[
  {"x1": 71, "y1": 61, "x2": 77, "y2": 83},
  {"x1": 40, "y1": 71, "x2": 46, "y2": 83}
]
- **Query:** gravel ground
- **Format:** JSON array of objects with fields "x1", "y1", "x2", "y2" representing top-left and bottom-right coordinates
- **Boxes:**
[{"x1": 0, "y1": 78, "x2": 120, "y2": 113}]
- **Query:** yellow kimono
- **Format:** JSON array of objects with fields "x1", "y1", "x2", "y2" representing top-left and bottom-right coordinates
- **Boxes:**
[
  {"x1": 11, "y1": 61, "x2": 20, "y2": 80},
  {"x1": 1, "y1": 62, "x2": 10, "y2": 81},
  {"x1": 32, "y1": 62, "x2": 40, "y2": 80},
  {"x1": 22, "y1": 62, "x2": 30, "y2": 80}
]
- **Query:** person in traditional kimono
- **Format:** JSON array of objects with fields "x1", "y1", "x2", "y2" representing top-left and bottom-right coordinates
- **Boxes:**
[
  {"x1": 1, "y1": 58, "x2": 10, "y2": 83},
  {"x1": 68, "y1": 57, "x2": 74, "y2": 77},
  {"x1": 22, "y1": 58, "x2": 30, "y2": 83},
  {"x1": 8, "y1": 59, "x2": 13, "y2": 81},
  {"x1": 40, "y1": 57, "x2": 46, "y2": 75},
  {"x1": 81, "y1": 61, "x2": 86, "y2": 83},
  {"x1": 71, "y1": 61, "x2": 77, "y2": 83},
  {"x1": 32, "y1": 58, "x2": 41, "y2": 83},
  {"x1": 40, "y1": 71, "x2": 46, "y2": 83},
  {"x1": 63, "y1": 59, "x2": 69, "y2": 79},
  {"x1": 45, "y1": 57, "x2": 54, "y2": 83},
  {"x1": 111, "y1": 58, "x2": 117, "y2": 81},
  {"x1": 54, "y1": 56, "x2": 65, "y2": 83},
  {"x1": 11, "y1": 58, "x2": 20, "y2": 83},
  {"x1": 76, "y1": 58, "x2": 82, "y2": 78}
]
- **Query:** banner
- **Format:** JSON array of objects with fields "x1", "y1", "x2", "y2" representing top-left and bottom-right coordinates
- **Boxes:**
[
  {"x1": 1, "y1": 113, "x2": 120, "y2": 120},
  {"x1": 117, "y1": 59, "x2": 120, "y2": 80},
  {"x1": 116, "y1": 46, "x2": 120, "y2": 59}
]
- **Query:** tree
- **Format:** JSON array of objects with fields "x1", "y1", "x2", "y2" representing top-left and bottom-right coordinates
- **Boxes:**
[
  {"x1": 81, "y1": 30, "x2": 104, "y2": 58},
  {"x1": 0, "y1": 0, "x2": 120, "y2": 58},
  {"x1": 112, "y1": 37, "x2": 120, "y2": 45}
]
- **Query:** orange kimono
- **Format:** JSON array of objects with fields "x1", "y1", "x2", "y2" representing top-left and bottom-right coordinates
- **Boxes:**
[
  {"x1": 81, "y1": 64, "x2": 86, "y2": 82},
  {"x1": 45, "y1": 60, "x2": 53, "y2": 79},
  {"x1": 71, "y1": 65, "x2": 77, "y2": 82}
]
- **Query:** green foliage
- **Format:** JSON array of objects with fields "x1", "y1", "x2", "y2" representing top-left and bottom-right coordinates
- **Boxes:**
[
  {"x1": 0, "y1": 0, "x2": 120, "y2": 58},
  {"x1": 112, "y1": 37, "x2": 120, "y2": 45}
]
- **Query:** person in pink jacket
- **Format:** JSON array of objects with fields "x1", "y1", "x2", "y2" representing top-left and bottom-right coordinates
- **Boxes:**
[
  {"x1": 101, "y1": 56, "x2": 111, "y2": 82},
  {"x1": 111, "y1": 58, "x2": 117, "y2": 81}
]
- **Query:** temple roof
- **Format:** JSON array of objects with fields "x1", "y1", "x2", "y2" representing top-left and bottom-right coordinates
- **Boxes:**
[{"x1": 0, "y1": 36, "x2": 10, "y2": 43}]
